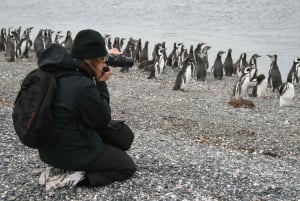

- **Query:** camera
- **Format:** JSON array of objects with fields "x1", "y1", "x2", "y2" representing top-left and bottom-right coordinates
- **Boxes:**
[{"x1": 106, "y1": 54, "x2": 134, "y2": 68}]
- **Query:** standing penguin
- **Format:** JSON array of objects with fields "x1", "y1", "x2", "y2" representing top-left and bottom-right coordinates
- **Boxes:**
[
  {"x1": 139, "y1": 40, "x2": 149, "y2": 63},
  {"x1": 134, "y1": 38, "x2": 142, "y2": 63},
  {"x1": 0, "y1": 28, "x2": 6, "y2": 51},
  {"x1": 267, "y1": 54, "x2": 282, "y2": 92},
  {"x1": 5, "y1": 30, "x2": 16, "y2": 62},
  {"x1": 195, "y1": 52, "x2": 207, "y2": 81},
  {"x1": 153, "y1": 46, "x2": 166, "y2": 78},
  {"x1": 248, "y1": 54, "x2": 261, "y2": 80},
  {"x1": 211, "y1": 51, "x2": 226, "y2": 80},
  {"x1": 279, "y1": 82, "x2": 295, "y2": 107},
  {"x1": 63, "y1": 31, "x2": 73, "y2": 54},
  {"x1": 233, "y1": 52, "x2": 248, "y2": 76},
  {"x1": 167, "y1": 42, "x2": 182, "y2": 68},
  {"x1": 251, "y1": 74, "x2": 268, "y2": 97},
  {"x1": 232, "y1": 66, "x2": 256, "y2": 99},
  {"x1": 224, "y1": 48, "x2": 234, "y2": 76},
  {"x1": 287, "y1": 57, "x2": 300, "y2": 86},
  {"x1": 18, "y1": 27, "x2": 33, "y2": 58},
  {"x1": 34, "y1": 29, "x2": 45, "y2": 59},
  {"x1": 202, "y1": 45, "x2": 211, "y2": 70},
  {"x1": 173, "y1": 57, "x2": 194, "y2": 91}
]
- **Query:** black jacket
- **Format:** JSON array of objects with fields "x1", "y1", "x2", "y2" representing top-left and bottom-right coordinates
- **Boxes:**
[{"x1": 37, "y1": 44, "x2": 111, "y2": 169}]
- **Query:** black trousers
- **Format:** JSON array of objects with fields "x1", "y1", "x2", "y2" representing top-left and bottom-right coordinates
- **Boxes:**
[{"x1": 78, "y1": 144, "x2": 137, "y2": 187}]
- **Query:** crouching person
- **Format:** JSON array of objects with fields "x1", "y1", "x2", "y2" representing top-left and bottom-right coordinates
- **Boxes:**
[{"x1": 37, "y1": 29, "x2": 136, "y2": 190}]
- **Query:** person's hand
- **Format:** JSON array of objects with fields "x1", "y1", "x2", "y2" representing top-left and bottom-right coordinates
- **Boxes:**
[
  {"x1": 108, "y1": 48, "x2": 122, "y2": 55},
  {"x1": 98, "y1": 66, "x2": 113, "y2": 82}
]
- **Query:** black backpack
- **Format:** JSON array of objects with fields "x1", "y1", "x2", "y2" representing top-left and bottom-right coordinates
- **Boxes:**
[{"x1": 12, "y1": 68, "x2": 79, "y2": 149}]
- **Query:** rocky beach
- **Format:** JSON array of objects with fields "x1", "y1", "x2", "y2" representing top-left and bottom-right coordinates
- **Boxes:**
[{"x1": 0, "y1": 53, "x2": 299, "y2": 201}]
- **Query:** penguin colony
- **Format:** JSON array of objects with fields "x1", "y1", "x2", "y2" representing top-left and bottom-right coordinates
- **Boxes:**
[{"x1": 1, "y1": 26, "x2": 299, "y2": 107}]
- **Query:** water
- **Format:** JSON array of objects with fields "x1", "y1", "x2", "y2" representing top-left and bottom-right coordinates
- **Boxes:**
[{"x1": 1, "y1": 0, "x2": 299, "y2": 78}]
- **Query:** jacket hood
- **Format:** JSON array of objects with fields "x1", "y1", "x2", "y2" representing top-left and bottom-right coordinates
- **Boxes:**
[{"x1": 38, "y1": 44, "x2": 80, "y2": 72}]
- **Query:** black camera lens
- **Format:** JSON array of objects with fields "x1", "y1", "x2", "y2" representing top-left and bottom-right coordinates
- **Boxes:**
[{"x1": 106, "y1": 54, "x2": 134, "y2": 68}]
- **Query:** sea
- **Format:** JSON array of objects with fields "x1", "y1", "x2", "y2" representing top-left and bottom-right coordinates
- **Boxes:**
[{"x1": 0, "y1": 0, "x2": 299, "y2": 78}]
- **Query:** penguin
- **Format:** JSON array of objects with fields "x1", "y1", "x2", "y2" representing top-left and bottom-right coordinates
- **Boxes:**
[
  {"x1": 161, "y1": 41, "x2": 168, "y2": 62},
  {"x1": 34, "y1": 29, "x2": 45, "y2": 59},
  {"x1": 232, "y1": 66, "x2": 256, "y2": 99},
  {"x1": 0, "y1": 28, "x2": 7, "y2": 52},
  {"x1": 18, "y1": 27, "x2": 33, "y2": 58},
  {"x1": 267, "y1": 54, "x2": 282, "y2": 92},
  {"x1": 120, "y1": 38, "x2": 126, "y2": 52},
  {"x1": 195, "y1": 52, "x2": 207, "y2": 81},
  {"x1": 54, "y1": 31, "x2": 64, "y2": 44},
  {"x1": 63, "y1": 31, "x2": 73, "y2": 54},
  {"x1": 279, "y1": 82, "x2": 295, "y2": 107},
  {"x1": 134, "y1": 38, "x2": 142, "y2": 63},
  {"x1": 233, "y1": 52, "x2": 248, "y2": 76},
  {"x1": 153, "y1": 46, "x2": 166, "y2": 78},
  {"x1": 5, "y1": 30, "x2": 16, "y2": 62},
  {"x1": 120, "y1": 38, "x2": 135, "y2": 72},
  {"x1": 139, "y1": 40, "x2": 149, "y2": 63},
  {"x1": 167, "y1": 42, "x2": 182, "y2": 68},
  {"x1": 112, "y1": 37, "x2": 121, "y2": 51},
  {"x1": 201, "y1": 45, "x2": 211, "y2": 71},
  {"x1": 177, "y1": 44, "x2": 185, "y2": 69},
  {"x1": 173, "y1": 57, "x2": 194, "y2": 91},
  {"x1": 211, "y1": 51, "x2": 226, "y2": 80},
  {"x1": 224, "y1": 48, "x2": 234, "y2": 76},
  {"x1": 251, "y1": 74, "x2": 268, "y2": 97},
  {"x1": 103, "y1": 34, "x2": 111, "y2": 50},
  {"x1": 44, "y1": 29, "x2": 54, "y2": 49},
  {"x1": 287, "y1": 57, "x2": 300, "y2": 86},
  {"x1": 194, "y1": 42, "x2": 206, "y2": 61},
  {"x1": 248, "y1": 54, "x2": 261, "y2": 80}
]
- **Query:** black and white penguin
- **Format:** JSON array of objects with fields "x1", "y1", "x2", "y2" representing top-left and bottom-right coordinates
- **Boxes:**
[
  {"x1": 34, "y1": 29, "x2": 45, "y2": 59},
  {"x1": 287, "y1": 57, "x2": 300, "y2": 86},
  {"x1": 224, "y1": 48, "x2": 234, "y2": 76},
  {"x1": 44, "y1": 29, "x2": 54, "y2": 49},
  {"x1": 233, "y1": 52, "x2": 248, "y2": 76},
  {"x1": 5, "y1": 29, "x2": 16, "y2": 62},
  {"x1": 251, "y1": 74, "x2": 268, "y2": 97},
  {"x1": 120, "y1": 38, "x2": 135, "y2": 73},
  {"x1": 248, "y1": 54, "x2": 261, "y2": 80},
  {"x1": 153, "y1": 46, "x2": 166, "y2": 78},
  {"x1": 177, "y1": 44, "x2": 185, "y2": 69},
  {"x1": 211, "y1": 51, "x2": 226, "y2": 80},
  {"x1": 173, "y1": 57, "x2": 194, "y2": 91},
  {"x1": 194, "y1": 42, "x2": 206, "y2": 60},
  {"x1": 112, "y1": 37, "x2": 121, "y2": 51},
  {"x1": 18, "y1": 27, "x2": 33, "y2": 58},
  {"x1": 134, "y1": 38, "x2": 142, "y2": 63},
  {"x1": 63, "y1": 31, "x2": 73, "y2": 54},
  {"x1": 139, "y1": 40, "x2": 149, "y2": 63},
  {"x1": 195, "y1": 52, "x2": 207, "y2": 81},
  {"x1": 103, "y1": 34, "x2": 111, "y2": 50},
  {"x1": 167, "y1": 42, "x2": 182, "y2": 68},
  {"x1": 120, "y1": 38, "x2": 126, "y2": 52},
  {"x1": 201, "y1": 45, "x2": 211, "y2": 70},
  {"x1": 279, "y1": 82, "x2": 295, "y2": 107},
  {"x1": 232, "y1": 66, "x2": 256, "y2": 99},
  {"x1": 267, "y1": 54, "x2": 282, "y2": 92},
  {"x1": 0, "y1": 28, "x2": 7, "y2": 52},
  {"x1": 54, "y1": 31, "x2": 63, "y2": 44}
]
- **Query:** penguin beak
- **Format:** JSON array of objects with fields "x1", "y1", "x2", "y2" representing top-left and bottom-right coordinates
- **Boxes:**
[{"x1": 267, "y1": 55, "x2": 272, "y2": 58}]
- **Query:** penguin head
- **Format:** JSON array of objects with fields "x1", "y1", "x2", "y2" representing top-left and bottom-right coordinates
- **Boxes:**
[
  {"x1": 294, "y1": 57, "x2": 300, "y2": 64},
  {"x1": 218, "y1": 50, "x2": 226, "y2": 56},
  {"x1": 267, "y1": 54, "x2": 277, "y2": 62},
  {"x1": 241, "y1": 52, "x2": 247, "y2": 60},
  {"x1": 252, "y1": 54, "x2": 261, "y2": 59}
]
